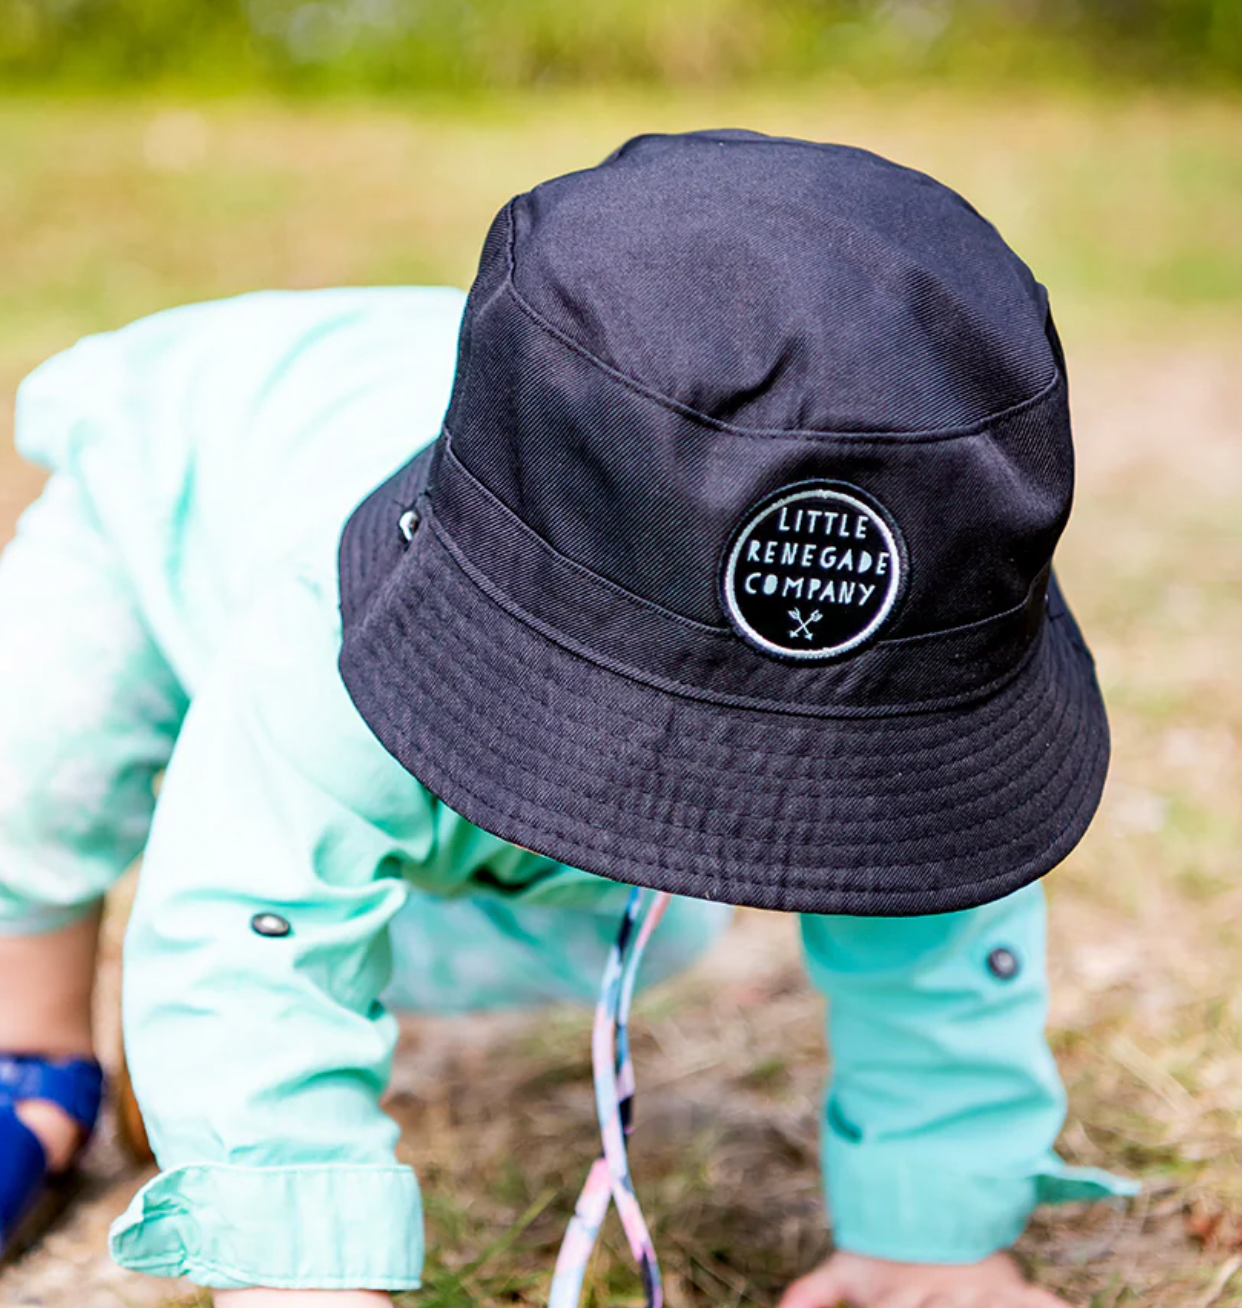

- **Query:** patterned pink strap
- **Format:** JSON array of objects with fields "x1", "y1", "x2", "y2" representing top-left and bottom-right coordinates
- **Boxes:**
[{"x1": 549, "y1": 889, "x2": 670, "y2": 1308}]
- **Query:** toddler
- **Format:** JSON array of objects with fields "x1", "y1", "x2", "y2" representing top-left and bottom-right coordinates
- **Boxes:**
[{"x1": 0, "y1": 131, "x2": 1134, "y2": 1307}]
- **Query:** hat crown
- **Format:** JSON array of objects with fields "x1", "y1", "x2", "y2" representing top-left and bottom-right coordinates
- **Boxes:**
[
  {"x1": 508, "y1": 131, "x2": 1053, "y2": 433},
  {"x1": 436, "y1": 129, "x2": 1072, "y2": 695}
]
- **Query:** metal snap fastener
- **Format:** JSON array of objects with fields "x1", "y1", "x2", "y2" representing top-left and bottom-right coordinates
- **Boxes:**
[
  {"x1": 251, "y1": 912, "x2": 292, "y2": 939},
  {"x1": 987, "y1": 947, "x2": 1020, "y2": 980},
  {"x1": 398, "y1": 509, "x2": 420, "y2": 543}
]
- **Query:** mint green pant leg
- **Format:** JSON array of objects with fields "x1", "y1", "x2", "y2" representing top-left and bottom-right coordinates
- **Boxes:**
[{"x1": 801, "y1": 883, "x2": 1136, "y2": 1264}]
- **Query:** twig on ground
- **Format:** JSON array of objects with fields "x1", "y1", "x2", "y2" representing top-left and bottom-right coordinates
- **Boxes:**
[{"x1": 1194, "y1": 1253, "x2": 1242, "y2": 1308}]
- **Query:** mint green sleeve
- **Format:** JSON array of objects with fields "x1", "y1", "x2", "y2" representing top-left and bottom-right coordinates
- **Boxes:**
[
  {"x1": 109, "y1": 565, "x2": 432, "y2": 1292},
  {"x1": 800, "y1": 885, "x2": 1137, "y2": 1265}
]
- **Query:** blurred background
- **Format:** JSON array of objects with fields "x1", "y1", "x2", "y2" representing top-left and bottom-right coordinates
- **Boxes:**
[
  {"x1": 2, "y1": 0, "x2": 1241, "y2": 90},
  {"x1": 1, "y1": 4, "x2": 1240, "y2": 1306}
]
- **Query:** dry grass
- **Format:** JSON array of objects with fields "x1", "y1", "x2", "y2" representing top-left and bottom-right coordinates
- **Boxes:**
[{"x1": 0, "y1": 88, "x2": 1239, "y2": 1308}]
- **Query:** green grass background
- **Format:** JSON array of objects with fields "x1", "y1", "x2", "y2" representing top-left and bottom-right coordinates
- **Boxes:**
[
  {"x1": 3, "y1": 0, "x2": 1242, "y2": 91},
  {"x1": 2, "y1": 88, "x2": 1241, "y2": 374}
]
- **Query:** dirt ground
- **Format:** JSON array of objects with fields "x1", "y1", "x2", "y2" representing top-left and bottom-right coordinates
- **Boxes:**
[{"x1": 0, "y1": 335, "x2": 1238, "y2": 1307}]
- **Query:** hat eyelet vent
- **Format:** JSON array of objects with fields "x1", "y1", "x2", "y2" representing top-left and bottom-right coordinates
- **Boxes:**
[{"x1": 398, "y1": 509, "x2": 420, "y2": 543}]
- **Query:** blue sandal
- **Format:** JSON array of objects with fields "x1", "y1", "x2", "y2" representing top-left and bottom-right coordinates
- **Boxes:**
[{"x1": 0, "y1": 1055, "x2": 105, "y2": 1262}]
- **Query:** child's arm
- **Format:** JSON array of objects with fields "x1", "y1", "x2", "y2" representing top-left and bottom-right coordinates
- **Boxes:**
[
  {"x1": 109, "y1": 573, "x2": 427, "y2": 1297},
  {"x1": 787, "y1": 884, "x2": 1135, "y2": 1301}
]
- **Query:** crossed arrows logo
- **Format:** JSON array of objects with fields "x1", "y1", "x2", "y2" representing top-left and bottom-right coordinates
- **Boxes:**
[{"x1": 788, "y1": 607, "x2": 823, "y2": 641}]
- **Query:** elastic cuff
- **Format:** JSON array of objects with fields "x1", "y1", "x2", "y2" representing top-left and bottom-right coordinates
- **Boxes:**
[
  {"x1": 824, "y1": 1132, "x2": 1139, "y2": 1264},
  {"x1": 109, "y1": 1163, "x2": 424, "y2": 1290}
]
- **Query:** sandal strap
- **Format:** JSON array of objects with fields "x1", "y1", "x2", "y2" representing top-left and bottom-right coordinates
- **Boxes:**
[
  {"x1": 0, "y1": 1056, "x2": 104, "y2": 1133},
  {"x1": 0, "y1": 1106, "x2": 49, "y2": 1245}
]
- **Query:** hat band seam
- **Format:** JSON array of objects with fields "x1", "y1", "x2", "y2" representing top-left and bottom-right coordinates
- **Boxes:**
[
  {"x1": 403, "y1": 567, "x2": 1064, "y2": 789},
  {"x1": 386, "y1": 616, "x2": 1076, "y2": 848},
  {"x1": 435, "y1": 433, "x2": 1051, "y2": 652},
  {"x1": 437, "y1": 431, "x2": 726, "y2": 636},
  {"x1": 360, "y1": 618, "x2": 1102, "y2": 893},
  {"x1": 419, "y1": 504, "x2": 1044, "y2": 721}
]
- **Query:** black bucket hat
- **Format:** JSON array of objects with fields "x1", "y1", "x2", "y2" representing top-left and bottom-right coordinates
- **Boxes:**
[{"x1": 338, "y1": 129, "x2": 1109, "y2": 917}]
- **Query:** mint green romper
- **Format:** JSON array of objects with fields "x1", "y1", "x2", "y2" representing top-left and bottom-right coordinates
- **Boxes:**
[{"x1": 0, "y1": 288, "x2": 1133, "y2": 1292}]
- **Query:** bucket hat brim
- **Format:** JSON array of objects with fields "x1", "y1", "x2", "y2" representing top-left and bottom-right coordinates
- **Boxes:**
[{"x1": 339, "y1": 449, "x2": 1109, "y2": 918}]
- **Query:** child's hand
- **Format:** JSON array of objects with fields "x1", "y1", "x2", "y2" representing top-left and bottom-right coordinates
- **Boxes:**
[
  {"x1": 778, "y1": 1251, "x2": 1070, "y2": 1308},
  {"x1": 213, "y1": 1292, "x2": 393, "y2": 1307}
]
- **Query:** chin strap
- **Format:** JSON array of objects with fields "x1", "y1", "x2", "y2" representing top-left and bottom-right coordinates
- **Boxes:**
[{"x1": 549, "y1": 887, "x2": 671, "y2": 1308}]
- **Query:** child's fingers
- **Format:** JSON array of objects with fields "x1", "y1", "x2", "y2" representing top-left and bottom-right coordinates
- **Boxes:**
[
  {"x1": 776, "y1": 1256, "x2": 1073, "y2": 1308},
  {"x1": 777, "y1": 1262, "x2": 856, "y2": 1308},
  {"x1": 872, "y1": 1289, "x2": 935, "y2": 1308},
  {"x1": 873, "y1": 1287, "x2": 941, "y2": 1308},
  {"x1": 920, "y1": 1291, "x2": 1069, "y2": 1308},
  {"x1": 918, "y1": 1297, "x2": 1003, "y2": 1308},
  {"x1": 1017, "y1": 1287, "x2": 1073, "y2": 1308}
]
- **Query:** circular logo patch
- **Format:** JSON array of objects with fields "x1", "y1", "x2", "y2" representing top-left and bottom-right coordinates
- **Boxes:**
[{"x1": 721, "y1": 482, "x2": 904, "y2": 660}]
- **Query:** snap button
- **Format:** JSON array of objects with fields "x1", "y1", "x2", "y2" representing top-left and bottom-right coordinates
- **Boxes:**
[
  {"x1": 987, "y1": 947, "x2": 1020, "y2": 980},
  {"x1": 251, "y1": 912, "x2": 292, "y2": 939},
  {"x1": 398, "y1": 509, "x2": 420, "y2": 543}
]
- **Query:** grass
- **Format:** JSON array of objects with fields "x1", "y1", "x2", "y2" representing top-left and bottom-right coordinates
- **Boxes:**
[
  {"x1": 1, "y1": 88, "x2": 1241, "y2": 355},
  {"x1": 0, "y1": 86, "x2": 1239, "y2": 1307}
]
